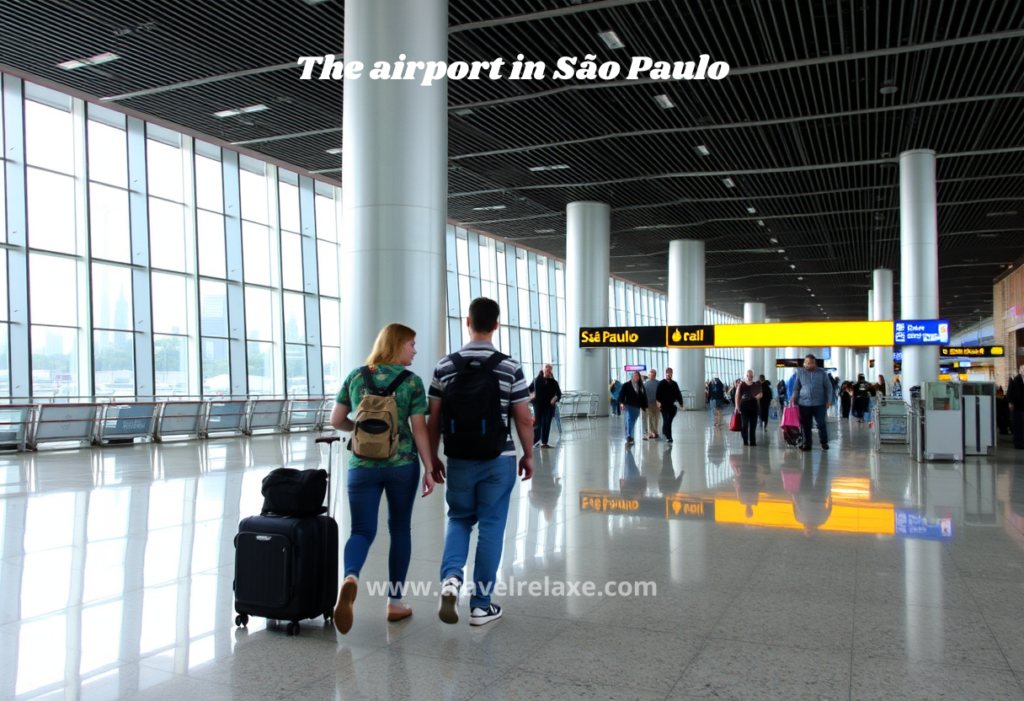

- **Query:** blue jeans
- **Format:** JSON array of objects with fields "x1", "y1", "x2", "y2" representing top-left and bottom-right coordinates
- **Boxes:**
[
  {"x1": 344, "y1": 461, "x2": 419, "y2": 599},
  {"x1": 441, "y1": 455, "x2": 517, "y2": 609},
  {"x1": 624, "y1": 405, "x2": 641, "y2": 439},
  {"x1": 798, "y1": 404, "x2": 829, "y2": 447}
]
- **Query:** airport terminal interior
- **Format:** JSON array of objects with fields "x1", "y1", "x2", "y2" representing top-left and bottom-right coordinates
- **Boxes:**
[{"x1": 1, "y1": 1, "x2": 1024, "y2": 699}]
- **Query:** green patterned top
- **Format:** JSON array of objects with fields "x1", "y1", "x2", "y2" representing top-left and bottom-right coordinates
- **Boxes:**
[{"x1": 337, "y1": 365, "x2": 427, "y2": 469}]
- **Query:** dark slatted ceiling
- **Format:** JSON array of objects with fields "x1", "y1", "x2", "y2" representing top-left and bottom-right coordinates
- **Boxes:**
[{"x1": 1, "y1": 0, "x2": 1022, "y2": 330}]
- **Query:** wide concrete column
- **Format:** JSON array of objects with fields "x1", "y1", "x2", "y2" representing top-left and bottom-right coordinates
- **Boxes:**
[
  {"x1": 743, "y1": 303, "x2": 766, "y2": 377},
  {"x1": 900, "y1": 149, "x2": 940, "y2": 397},
  {"x1": 845, "y1": 348, "x2": 856, "y2": 380},
  {"x1": 566, "y1": 202, "x2": 610, "y2": 414},
  {"x1": 341, "y1": 0, "x2": 447, "y2": 381},
  {"x1": 763, "y1": 318, "x2": 778, "y2": 384},
  {"x1": 667, "y1": 240, "x2": 705, "y2": 404},
  {"x1": 873, "y1": 268, "x2": 895, "y2": 390},
  {"x1": 833, "y1": 346, "x2": 846, "y2": 381}
]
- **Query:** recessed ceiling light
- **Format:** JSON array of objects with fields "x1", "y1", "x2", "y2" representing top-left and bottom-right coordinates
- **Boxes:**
[
  {"x1": 694, "y1": 145, "x2": 710, "y2": 156},
  {"x1": 880, "y1": 84, "x2": 898, "y2": 95},
  {"x1": 985, "y1": 211, "x2": 1017, "y2": 217},
  {"x1": 978, "y1": 233, "x2": 999, "y2": 237},
  {"x1": 757, "y1": 220, "x2": 765, "y2": 226},
  {"x1": 455, "y1": 108, "x2": 474, "y2": 116},
  {"x1": 325, "y1": 147, "x2": 343, "y2": 155},
  {"x1": 472, "y1": 205, "x2": 506, "y2": 211},
  {"x1": 777, "y1": 249, "x2": 785, "y2": 253},
  {"x1": 811, "y1": 294, "x2": 816, "y2": 297},
  {"x1": 722, "y1": 177, "x2": 736, "y2": 188},
  {"x1": 653, "y1": 94, "x2": 675, "y2": 109},
  {"x1": 598, "y1": 30, "x2": 626, "y2": 49},
  {"x1": 214, "y1": 104, "x2": 268, "y2": 118},
  {"x1": 769, "y1": 238, "x2": 778, "y2": 245},
  {"x1": 797, "y1": 276, "x2": 803, "y2": 280},
  {"x1": 59, "y1": 52, "x2": 119, "y2": 70},
  {"x1": 535, "y1": 229, "x2": 555, "y2": 233},
  {"x1": 747, "y1": 207, "x2": 756, "y2": 214},
  {"x1": 634, "y1": 224, "x2": 676, "y2": 230},
  {"x1": 790, "y1": 264, "x2": 796, "y2": 269},
  {"x1": 528, "y1": 164, "x2": 570, "y2": 172}
]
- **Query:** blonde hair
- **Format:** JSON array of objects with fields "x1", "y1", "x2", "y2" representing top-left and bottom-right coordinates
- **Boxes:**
[{"x1": 365, "y1": 323, "x2": 416, "y2": 368}]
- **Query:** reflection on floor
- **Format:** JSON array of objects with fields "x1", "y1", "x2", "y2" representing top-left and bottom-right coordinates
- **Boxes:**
[{"x1": 3, "y1": 411, "x2": 1024, "y2": 700}]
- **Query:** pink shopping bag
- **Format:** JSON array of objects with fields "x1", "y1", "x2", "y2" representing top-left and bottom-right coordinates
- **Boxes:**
[{"x1": 780, "y1": 406, "x2": 802, "y2": 429}]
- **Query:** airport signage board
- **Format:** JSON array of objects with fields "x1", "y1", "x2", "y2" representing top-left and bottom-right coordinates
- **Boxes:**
[
  {"x1": 940, "y1": 346, "x2": 1004, "y2": 358},
  {"x1": 776, "y1": 359, "x2": 803, "y2": 368},
  {"x1": 894, "y1": 320, "x2": 949, "y2": 345},
  {"x1": 624, "y1": 364, "x2": 646, "y2": 372},
  {"x1": 579, "y1": 321, "x2": 893, "y2": 348}
]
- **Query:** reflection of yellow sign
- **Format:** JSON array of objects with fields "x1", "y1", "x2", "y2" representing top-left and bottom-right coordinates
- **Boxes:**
[
  {"x1": 664, "y1": 495, "x2": 707, "y2": 520},
  {"x1": 580, "y1": 491, "x2": 640, "y2": 513},
  {"x1": 714, "y1": 496, "x2": 895, "y2": 534}
]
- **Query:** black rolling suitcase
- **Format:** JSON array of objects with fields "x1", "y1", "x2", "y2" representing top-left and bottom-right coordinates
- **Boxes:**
[{"x1": 233, "y1": 435, "x2": 342, "y2": 636}]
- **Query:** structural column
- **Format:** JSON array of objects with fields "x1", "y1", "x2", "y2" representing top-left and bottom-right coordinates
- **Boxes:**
[
  {"x1": 763, "y1": 318, "x2": 778, "y2": 384},
  {"x1": 667, "y1": 240, "x2": 706, "y2": 406},
  {"x1": 743, "y1": 303, "x2": 766, "y2": 377},
  {"x1": 341, "y1": 0, "x2": 448, "y2": 382},
  {"x1": 833, "y1": 346, "x2": 846, "y2": 382},
  {"x1": 873, "y1": 269, "x2": 894, "y2": 390},
  {"x1": 566, "y1": 202, "x2": 611, "y2": 414},
  {"x1": 900, "y1": 149, "x2": 940, "y2": 397}
]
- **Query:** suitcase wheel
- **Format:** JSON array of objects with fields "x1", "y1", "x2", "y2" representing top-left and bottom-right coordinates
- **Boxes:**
[
  {"x1": 235, "y1": 614, "x2": 249, "y2": 627},
  {"x1": 286, "y1": 621, "x2": 300, "y2": 636}
]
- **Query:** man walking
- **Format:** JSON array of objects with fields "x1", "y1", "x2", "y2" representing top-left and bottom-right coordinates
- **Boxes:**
[
  {"x1": 656, "y1": 368, "x2": 684, "y2": 443},
  {"x1": 428, "y1": 297, "x2": 534, "y2": 626},
  {"x1": 791, "y1": 354, "x2": 832, "y2": 451},
  {"x1": 643, "y1": 369, "x2": 661, "y2": 440},
  {"x1": 529, "y1": 364, "x2": 561, "y2": 448},
  {"x1": 708, "y1": 377, "x2": 725, "y2": 427},
  {"x1": 1007, "y1": 363, "x2": 1024, "y2": 449}
]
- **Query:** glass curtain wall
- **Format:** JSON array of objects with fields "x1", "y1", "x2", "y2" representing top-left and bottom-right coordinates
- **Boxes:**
[
  {"x1": 3, "y1": 76, "x2": 341, "y2": 399},
  {"x1": 445, "y1": 226, "x2": 567, "y2": 386}
]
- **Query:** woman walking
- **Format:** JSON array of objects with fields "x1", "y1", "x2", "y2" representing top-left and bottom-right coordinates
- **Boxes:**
[
  {"x1": 734, "y1": 371, "x2": 763, "y2": 446},
  {"x1": 330, "y1": 323, "x2": 436, "y2": 634},
  {"x1": 618, "y1": 371, "x2": 649, "y2": 443}
]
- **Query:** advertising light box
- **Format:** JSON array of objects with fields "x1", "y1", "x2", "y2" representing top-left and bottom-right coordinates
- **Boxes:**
[{"x1": 894, "y1": 320, "x2": 949, "y2": 346}]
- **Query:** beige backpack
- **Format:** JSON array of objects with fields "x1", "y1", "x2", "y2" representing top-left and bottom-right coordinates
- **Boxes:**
[{"x1": 349, "y1": 367, "x2": 411, "y2": 460}]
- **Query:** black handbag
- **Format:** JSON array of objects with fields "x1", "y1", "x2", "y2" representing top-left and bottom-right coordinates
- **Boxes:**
[{"x1": 261, "y1": 468, "x2": 328, "y2": 517}]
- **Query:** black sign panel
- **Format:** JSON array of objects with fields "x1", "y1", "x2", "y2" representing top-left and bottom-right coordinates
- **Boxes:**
[
  {"x1": 940, "y1": 346, "x2": 1005, "y2": 358},
  {"x1": 579, "y1": 326, "x2": 666, "y2": 348},
  {"x1": 776, "y1": 359, "x2": 802, "y2": 368},
  {"x1": 666, "y1": 325, "x2": 715, "y2": 348}
]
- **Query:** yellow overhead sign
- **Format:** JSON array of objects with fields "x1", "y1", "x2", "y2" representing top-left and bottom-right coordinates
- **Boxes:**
[{"x1": 713, "y1": 321, "x2": 895, "y2": 349}]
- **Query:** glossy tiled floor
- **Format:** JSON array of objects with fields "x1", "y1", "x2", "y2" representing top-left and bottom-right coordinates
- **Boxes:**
[{"x1": 3, "y1": 410, "x2": 1024, "y2": 700}]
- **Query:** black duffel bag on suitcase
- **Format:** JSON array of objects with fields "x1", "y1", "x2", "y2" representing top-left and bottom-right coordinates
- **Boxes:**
[{"x1": 233, "y1": 436, "x2": 342, "y2": 636}]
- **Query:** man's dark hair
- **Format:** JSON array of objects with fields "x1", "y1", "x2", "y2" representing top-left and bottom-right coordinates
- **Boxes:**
[
  {"x1": 468, "y1": 297, "x2": 500, "y2": 332},
  {"x1": 804, "y1": 354, "x2": 817, "y2": 361}
]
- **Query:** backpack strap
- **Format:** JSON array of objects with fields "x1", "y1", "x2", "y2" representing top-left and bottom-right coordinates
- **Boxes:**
[
  {"x1": 482, "y1": 352, "x2": 509, "y2": 372},
  {"x1": 360, "y1": 366, "x2": 383, "y2": 396},
  {"x1": 384, "y1": 370, "x2": 413, "y2": 396}
]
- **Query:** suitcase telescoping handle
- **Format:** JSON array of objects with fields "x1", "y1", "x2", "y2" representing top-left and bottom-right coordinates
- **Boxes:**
[{"x1": 315, "y1": 436, "x2": 341, "y2": 517}]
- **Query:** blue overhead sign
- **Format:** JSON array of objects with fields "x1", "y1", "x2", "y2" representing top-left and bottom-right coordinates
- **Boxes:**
[
  {"x1": 893, "y1": 350, "x2": 903, "y2": 363},
  {"x1": 894, "y1": 320, "x2": 949, "y2": 346}
]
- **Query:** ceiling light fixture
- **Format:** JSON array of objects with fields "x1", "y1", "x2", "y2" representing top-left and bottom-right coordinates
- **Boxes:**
[
  {"x1": 472, "y1": 205, "x2": 506, "y2": 211},
  {"x1": 694, "y1": 145, "x2": 710, "y2": 156},
  {"x1": 757, "y1": 220, "x2": 765, "y2": 226},
  {"x1": 325, "y1": 147, "x2": 343, "y2": 155},
  {"x1": 985, "y1": 211, "x2": 1017, "y2": 217},
  {"x1": 214, "y1": 104, "x2": 268, "y2": 118},
  {"x1": 59, "y1": 52, "x2": 119, "y2": 70},
  {"x1": 722, "y1": 177, "x2": 736, "y2": 188},
  {"x1": 455, "y1": 108, "x2": 474, "y2": 116},
  {"x1": 528, "y1": 164, "x2": 570, "y2": 172},
  {"x1": 797, "y1": 276, "x2": 803, "y2": 280},
  {"x1": 769, "y1": 237, "x2": 778, "y2": 244},
  {"x1": 879, "y1": 83, "x2": 899, "y2": 95},
  {"x1": 777, "y1": 249, "x2": 785, "y2": 253},
  {"x1": 653, "y1": 94, "x2": 675, "y2": 109},
  {"x1": 790, "y1": 264, "x2": 796, "y2": 269},
  {"x1": 535, "y1": 229, "x2": 555, "y2": 233},
  {"x1": 747, "y1": 207, "x2": 756, "y2": 214},
  {"x1": 598, "y1": 30, "x2": 626, "y2": 49}
]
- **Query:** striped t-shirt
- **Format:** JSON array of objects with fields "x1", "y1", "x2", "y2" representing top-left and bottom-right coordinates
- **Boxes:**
[{"x1": 428, "y1": 341, "x2": 530, "y2": 456}]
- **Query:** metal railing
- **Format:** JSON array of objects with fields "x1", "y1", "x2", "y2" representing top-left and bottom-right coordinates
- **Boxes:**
[{"x1": 0, "y1": 395, "x2": 337, "y2": 452}]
